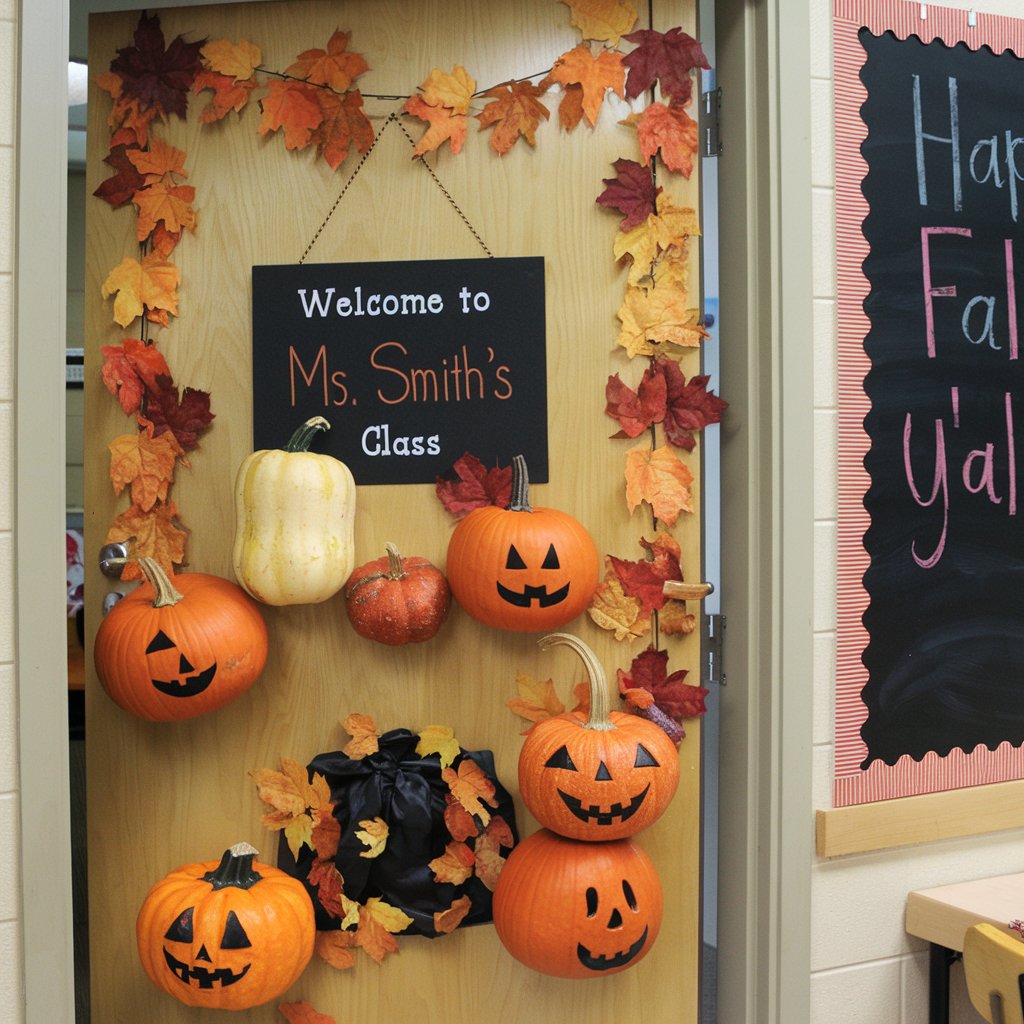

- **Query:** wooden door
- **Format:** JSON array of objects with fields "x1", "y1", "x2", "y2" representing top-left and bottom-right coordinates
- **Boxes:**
[{"x1": 83, "y1": 2, "x2": 705, "y2": 1021}]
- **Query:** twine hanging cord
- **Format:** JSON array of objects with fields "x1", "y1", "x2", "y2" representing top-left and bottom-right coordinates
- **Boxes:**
[{"x1": 299, "y1": 109, "x2": 493, "y2": 264}]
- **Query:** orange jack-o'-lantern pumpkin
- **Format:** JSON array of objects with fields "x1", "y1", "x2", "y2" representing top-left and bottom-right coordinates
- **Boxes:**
[
  {"x1": 136, "y1": 843, "x2": 314, "y2": 1010},
  {"x1": 493, "y1": 828, "x2": 663, "y2": 978},
  {"x1": 446, "y1": 455, "x2": 599, "y2": 632},
  {"x1": 519, "y1": 633, "x2": 680, "y2": 840},
  {"x1": 94, "y1": 557, "x2": 268, "y2": 721}
]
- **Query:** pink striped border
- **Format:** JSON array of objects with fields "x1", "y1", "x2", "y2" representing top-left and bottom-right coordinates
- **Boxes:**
[{"x1": 833, "y1": 0, "x2": 1024, "y2": 806}]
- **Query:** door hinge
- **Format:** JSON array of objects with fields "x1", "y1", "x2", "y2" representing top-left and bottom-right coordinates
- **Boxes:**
[
  {"x1": 701, "y1": 87, "x2": 722, "y2": 158},
  {"x1": 703, "y1": 613, "x2": 726, "y2": 685}
]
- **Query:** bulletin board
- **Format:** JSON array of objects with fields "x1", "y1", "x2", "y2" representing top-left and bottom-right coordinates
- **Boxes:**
[
  {"x1": 82, "y1": 1, "x2": 711, "y2": 1020},
  {"x1": 832, "y1": 0, "x2": 1024, "y2": 811}
]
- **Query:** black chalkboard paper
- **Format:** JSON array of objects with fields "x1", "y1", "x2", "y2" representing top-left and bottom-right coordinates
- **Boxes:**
[
  {"x1": 251, "y1": 257, "x2": 547, "y2": 486},
  {"x1": 833, "y1": 1, "x2": 1024, "y2": 806}
]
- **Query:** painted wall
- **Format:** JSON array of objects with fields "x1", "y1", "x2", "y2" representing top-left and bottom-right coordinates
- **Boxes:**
[
  {"x1": 809, "y1": 0, "x2": 1024, "y2": 1021},
  {"x1": 0, "y1": 0, "x2": 21, "y2": 1019}
]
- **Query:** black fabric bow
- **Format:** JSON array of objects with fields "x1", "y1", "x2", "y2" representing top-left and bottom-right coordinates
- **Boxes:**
[{"x1": 278, "y1": 728, "x2": 518, "y2": 937}]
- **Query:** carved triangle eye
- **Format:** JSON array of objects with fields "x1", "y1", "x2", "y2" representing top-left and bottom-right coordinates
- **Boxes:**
[
  {"x1": 505, "y1": 544, "x2": 527, "y2": 569},
  {"x1": 541, "y1": 543, "x2": 560, "y2": 569},
  {"x1": 634, "y1": 744, "x2": 660, "y2": 768},
  {"x1": 544, "y1": 745, "x2": 578, "y2": 771},
  {"x1": 221, "y1": 910, "x2": 251, "y2": 949},
  {"x1": 164, "y1": 906, "x2": 194, "y2": 943}
]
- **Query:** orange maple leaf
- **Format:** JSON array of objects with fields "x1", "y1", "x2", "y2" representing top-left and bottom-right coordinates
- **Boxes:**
[
  {"x1": 108, "y1": 427, "x2": 183, "y2": 512},
  {"x1": 126, "y1": 137, "x2": 188, "y2": 184},
  {"x1": 96, "y1": 70, "x2": 161, "y2": 148},
  {"x1": 418, "y1": 65, "x2": 477, "y2": 115},
  {"x1": 286, "y1": 29, "x2": 369, "y2": 92},
  {"x1": 588, "y1": 557, "x2": 652, "y2": 640},
  {"x1": 101, "y1": 254, "x2": 180, "y2": 329},
  {"x1": 193, "y1": 69, "x2": 258, "y2": 123},
  {"x1": 250, "y1": 760, "x2": 331, "y2": 859},
  {"x1": 278, "y1": 1000, "x2": 337, "y2": 1024},
  {"x1": 356, "y1": 898, "x2": 413, "y2": 963},
  {"x1": 259, "y1": 79, "x2": 324, "y2": 150},
  {"x1": 442, "y1": 759, "x2": 498, "y2": 826},
  {"x1": 315, "y1": 930, "x2": 357, "y2": 971},
  {"x1": 474, "y1": 816, "x2": 515, "y2": 891},
  {"x1": 342, "y1": 713, "x2": 379, "y2": 759},
  {"x1": 443, "y1": 792, "x2": 479, "y2": 842},
  {"x1": 506, "y1": 671, "x2": 566, "y2": 726},
  {"x1": 624, "y1": 443, "x2": 694, "y2": 526},
  {"x1": 476, "y1": 80, "x2": 550, "y2": 154},
  {"x1": 428, "y1": 841, "x2": 475, "y2": 885},
  {"x1": 627, "y1": 101, "x2": 699, "y2": 177},
  {"x1": 312, "y1": 89, "x2": 374, "y2": 170},
  {"x1": 403, "y1": 95, "x2": 468, "y2": 157},
  {"x1": 100, "y1": 338, "x2": 172, "y2": 415},
  {"x1": 659, "y1": 599, "x2": 697, "y2": 636},
  {"x1": 104, "y1": 499, "x2": 188, "y2": 581},
  {"x1": 546, "y1": 45, "x2": 624, "y2": 126},
  {"x1": 434, "y1": 895, "x2": 472, "y2": 934},
  {"x1": 561, "y1": 0, "x2": 639, "y2": 45},
  {"x1": 133, "y1": 182, "x2": 197, "y2": 241},
  {"x1": 201, "y1": 37, "x2": 262, "y2": 81},
  {"x1": 551, "y1": 81, "x2": 586, "y2": 131}
]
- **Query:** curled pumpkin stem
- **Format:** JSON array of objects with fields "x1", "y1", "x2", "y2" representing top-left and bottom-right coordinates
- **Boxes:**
[
  {"x1": 384, "y1": 542, "x2": 407, "y2": 580},
  {"x1": 538, "y1": 632, "x2": 614, "y2": 731},
  {"x1": 137, "y1": 556, "x2": 184, "y2": 608}
]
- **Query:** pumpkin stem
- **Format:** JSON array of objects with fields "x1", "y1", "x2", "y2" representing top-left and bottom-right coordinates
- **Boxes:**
[
  {"x1": 285, "y1": 416, "x2": 331, "y2": 453},
  {"x1": 384, "y1": 542, "x2": 407, "y2": 580},
  {"x1": 538, "y1": 632, "x2": 615, "y2": 731},
  {"x1": 508, "y1": 454, "x2": 533, "y2": 512},
  {"x1": 202, "y1": 842, "x2": 263, "y2": 890},
  {"x1": 137, "y1": 556, "x2": 184, "y2": 608}
]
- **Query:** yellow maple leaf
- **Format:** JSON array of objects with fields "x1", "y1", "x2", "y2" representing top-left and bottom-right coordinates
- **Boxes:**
[
  {"x1": 506, "y1": 671, "x2": 566, "y2": 726},
  {"x1": 428, "y1": 841, "x2": 475, "y2": 885},
  {"x1": 416, "y1": 725, "x2": 461, "y2": 769},
  {"x1": 546, "y1": 45, "x2": 624, "y2": 126},
  {"x1": 616, "y1": 283, "x2": 707, "y2": 358},
  {"x1": 355, "y1": 817, "x2": 389, "y2": 859},
  {"x1": 133, "y1": 182, "x2": 197, "y2": 241},
  {"x1": 419, "y1": 65, "x2": 476, "y2": 115},
  {"x1": 100, "y1": 254, "x2": 180, "y2": 329},
  {"x1": 434, "y1": 896, "x2": 472, "y2": 934},
  {"x1": 108, "y1": 428, "x2": 183, "y2": 512},
  {"x1": 356, "y1": 898, "x2": 414, "y2": 963},
  {"x1": 104, "y1": 500, "x2": 187, "y2": 582},
  {"x1": 588, "y1": 560, "x2": 651, "y2": 640},
  {"x1": 342, "y1": 713, "x2": 379, "y2": 759},
  {"x1": 315, "y1": 930, "x2": 357, "y2": 971},
  {"x1": 624, "y1": 443, "x2": 694, "y2": 526},
  {"x1": 250, "y1": 759, "x2": 323, "y2": 858},
  {"x1": 442, "y1": 760, "x2": 498, "y2": 827},
  {"x1": 561, "y1": 0, "x2": 638, "y2": 44},
  {"x1": 201, "y1": 37, "x2": 262, "y2": 81}
]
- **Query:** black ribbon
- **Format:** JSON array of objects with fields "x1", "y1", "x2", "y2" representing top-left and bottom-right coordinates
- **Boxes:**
[{"x1": 278, "y1": 728, "x2": 518, "y2": 937}]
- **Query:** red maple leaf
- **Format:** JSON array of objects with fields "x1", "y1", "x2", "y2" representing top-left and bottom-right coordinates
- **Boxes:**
[
  {"x1": 607, "y1": 533, "x2": 682, "y2": 612},
  {"x1": 596, "y1": 158, "x2": 662, "y2": 231},
  {"x1": 655, "y1": 357, "x2": 727, "y2": 451},
  {"x1": 144, "y1": 374, "x2": 214, "y2": 451},
  {"x1": 622, "y1": 27, "x2": 710, "y2": 107},
  {"x1": 617, "y1": 646, "x2": 707, "y2": 719},
  {"x1": 93, "y1": 144, "x2": 146, "y2": 208},
  {"x1": 435, "y1": 453, "x2": 512, "y2": 519},
  {"x1": 605, "y1": 367, "x2": 667, "y2": 438},
  {"x1": 110, "y1": 13, "x2": 206, "y2": 119}
]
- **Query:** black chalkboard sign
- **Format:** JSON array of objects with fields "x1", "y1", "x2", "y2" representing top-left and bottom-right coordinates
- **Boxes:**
[
  {"x1": 858, "y1": 30, "x2": 1024, "y2": 767},
  {"x1": 251, "y1": 257, "x2": 547, "y2": 485}
]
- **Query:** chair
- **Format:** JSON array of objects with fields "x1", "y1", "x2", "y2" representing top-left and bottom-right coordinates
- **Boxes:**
[{"x1": 964, "y1": 923, "x2": 1024, "y2": 1024}]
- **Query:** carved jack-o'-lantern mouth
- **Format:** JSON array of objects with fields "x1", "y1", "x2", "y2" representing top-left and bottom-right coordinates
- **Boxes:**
[
  {"x1": 147, "y1": 630, "x2": 217, "y2": 698},
  {"x1": 162, "y1": 947, "x2": 251, "y2": 989},
  {"x1": 496, "y1": 543, "x2": 570, "y2": 608},
  {"x1": 577, "y1": 925, "x2": 650, "y2": 971},
  {"x1": 557, "y1": 784, "x2": 650, "y2": 826}
]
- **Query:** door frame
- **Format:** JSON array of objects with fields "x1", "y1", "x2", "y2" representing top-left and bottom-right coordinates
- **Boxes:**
[{"x1": 15, "y1": 1, "x2": 815, "y2": 1020}]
